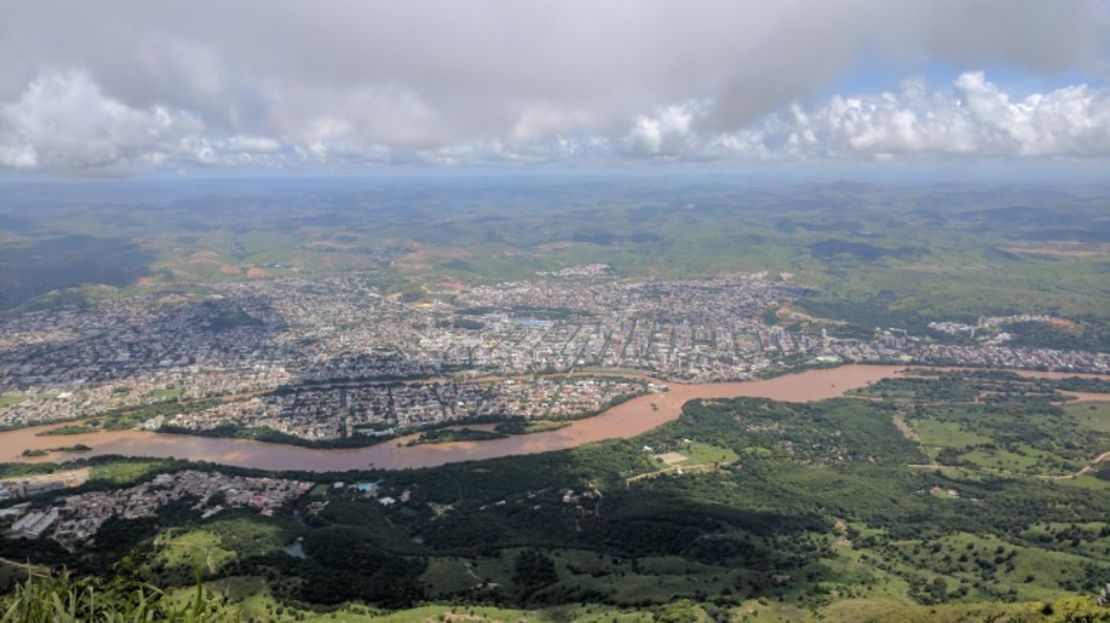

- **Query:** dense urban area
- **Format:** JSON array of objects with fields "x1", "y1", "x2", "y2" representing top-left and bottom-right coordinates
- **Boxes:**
[{"x1": 1, "y1": 268, "x2": 1105, "y2": 445}]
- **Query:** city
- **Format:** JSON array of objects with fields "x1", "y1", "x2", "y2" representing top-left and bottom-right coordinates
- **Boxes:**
[{"x1": 1, "y1": 269, "x2": 1106, "y2": 443}]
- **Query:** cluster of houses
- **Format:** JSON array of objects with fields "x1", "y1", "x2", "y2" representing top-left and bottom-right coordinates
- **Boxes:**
[
  {"x1": 1, "y1": 271, "x2": 1106, "y2": 437},
  {"x1": 2, "y1": 470, "x2": 312, "y2": 550},
  {"x1": 161, "y1": 376, "x2": 646, "y2": 441}
]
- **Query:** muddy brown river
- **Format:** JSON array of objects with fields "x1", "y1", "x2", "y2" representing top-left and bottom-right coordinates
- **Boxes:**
[{"x1": 0, "y1": 365, "x2": 1104, "y2": 472}]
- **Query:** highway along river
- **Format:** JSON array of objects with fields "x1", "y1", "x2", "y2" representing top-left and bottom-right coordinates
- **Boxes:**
[{"x1": 0, "y1": 365, "x2": 1102, "y2": 472}]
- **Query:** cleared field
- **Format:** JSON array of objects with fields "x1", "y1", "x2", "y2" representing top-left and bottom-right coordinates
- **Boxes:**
[
  {"x1": 1066, "y1": 401, "x2": 1110, "y2": 433},
  {"x1": 151, "y1": 529, "x2": 235, "y2": 577},
  {"x1": 910, "y1": 420, "x2": 990, "y2": 452},
  {"x1": 0, "y1": 394, "x2": 26, "y2": 409}
]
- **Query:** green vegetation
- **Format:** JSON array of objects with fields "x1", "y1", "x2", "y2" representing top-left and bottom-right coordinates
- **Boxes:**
[
  {"x1": 37, "y1": 424, "x2": 99, "y2": 436},
  {"x1": 160, "y1": 416, "x2": 561, "y2": 449},
  {"x1": 5, "y1": 181, "x2": 1108, "y2": 355},
  {"x1": 3, "y1": 180, "x2": 1110, "y2": 619},
  {"x1": 407, "y1": 427, "x2": 508, "y2": 445},
  {"x1": 147, "y1": 388, "x2": 184, "y2": 401},
  {"x1": 671, "y1": 441, "x2": 739, "y2": 467},
  {"x1": 493, "y1": 420, "x2": 572, "y2": 435},
  {"x1": 1065, "y1": 401, "x2": 1110, "y2": 434},
  {"x1": 848, "y1": 369, "x2": 1096, "y2": 403},
  {"x1": 156, "y1": 423, "x2": 403, "y2": 449},
  {"x1": 0, "y1": 456, "x2": 182, "y2": 487},
  {"x1": 0, "y1": 463, "x2": 59, "y2": 481},
  {"x1": 1007, "y1": 319, "x2": 1110, "y2": 353},
  {"x1": 0, "y1": 394, "x2": 26, "y2": 409},
  {"x1": 19, "y1": 449, "x2": 48, "y2": 458},
  {"x1": 141, "y1": 517, "x2": 295, "y2": 587},
  {"x1": 851, "y1": 370, "x2": 1110, "y2": 477},
  {"x1": 89, "y1": 459, "x2": 180, "y2": 485},
  {"x1": 50, "y1": 398, "x2": 226, "y2": 434},
  {"x1": 4, "y1": 567, "x2": 1108, "y2": 622},
  {"x1": 1, "y1": 377, "x2": 1107, "y2": 620},
  {"x1": 20, "y1": 444, "x2": 90, "y2": 457},
  {"x1": 0, "y1": 568, "x2": 236, "y2": 622},
  {"x1": 206, "y1": 308, "x2": 262, "y2": 332},
  {"x1": 149, "y1": 529, "x2": 236, "y2": 580}
]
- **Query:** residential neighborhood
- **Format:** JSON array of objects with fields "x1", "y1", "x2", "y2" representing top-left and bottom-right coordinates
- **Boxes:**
[
  {"x1": 3, "y1": 470, "x2": 312, "y2": 550},
  {"x1": 0, "y1": 271, "x2": 1105, "y2": 440}
]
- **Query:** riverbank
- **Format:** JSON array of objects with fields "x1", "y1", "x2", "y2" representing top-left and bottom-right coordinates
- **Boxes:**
[
  {"x1": 0, "y1": 365, "x2": 910, "y2": 471},
  {"x1": 9, "y1": 376, "x2": 650, "y2": 450},
  {"x1": 0, "y1": 364, "x2": 1105, "y2": 473}
]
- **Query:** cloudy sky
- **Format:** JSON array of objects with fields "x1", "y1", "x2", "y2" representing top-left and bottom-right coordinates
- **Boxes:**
[{"x1": 2, "y1": 0, "x2": 1110, "y2": 177}]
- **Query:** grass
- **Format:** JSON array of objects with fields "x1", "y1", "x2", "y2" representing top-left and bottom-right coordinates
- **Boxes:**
[
  {"x1": 3, "y1": 377, "x2": 1108, "y2": 620},
  {"x1": 425, "y1": 548, "x2": 741, "y2": 609},
  {"x1": 909, "y1": 420, "x2": 990, "y2": 455},
  {"x1": 89, "y1": 460, "x2": 175, "y2": 485},
  {"x1": 492, "y1": 419, "x2": 572, "y2": 435},
  {"x1": 8, "y1": 566, "x2": 1105, "y2": 623},
  {"x1": 0, "y1": 459, "x2": 168, "y2": 485},
  {"x1": 408, "y1": 427, "x2": 507, "y2": 446},
  {"x1": 147, "y1": 388, "x2": 184, "y2": 401},
  {"x1": 1065, "y1": 401, "x2": 1110, "y2": 434},
  {"x1": 0, "y1": 568, "x2": 237, "y2": 622},
  {"x1": 1054, "y1": 475, "x2": 1110, "y2": 491},
  {"x1": 542, "y1": 550, "x2": 729, "y2": 606},
  {"x1": 819, "y1": 599, "x2": 1046, "y2": 623},
  {"x1": 675, "y1": 441, "x2": 739, "y2": 466},
  {"x1": 345, "y1": 604, "x2": 650, "y2": 623},
  {"x1": 0, "y1": 394, "x2": 26, "y2": 409},
  {"x1": 957, "y1": 447, "x2": 1040, "y2": 473},
  {"x1": 515, "y1": 420, "x2": 572, "y2": 434},
  {"x1": 202, "y1": 517, "x2": 292, "y2": 559},
  {"x1": 882, "y1": 531, "x2": 1106, "y2": 604},
  {"x1": 419, "y1": 556, "x2": 488, "y2": 596},
  {"x1": 151, "y1": 529, "x2": 236, "y2": 577},
  {"x1": 819, "y1": 546, "x2": 913, "y2": 602},
  {"x1": 897, "y1": 397, "x2": 1107, "y2": 477},
  {"x1": 36, "y1": 424, "x2": 98, "y2": 436},
  {"x1": 145, "y1": 518, "x2": 293, "y2": 589},
  {"x1": 198, "y1": 572, "x2": 658, "y2": 622}
]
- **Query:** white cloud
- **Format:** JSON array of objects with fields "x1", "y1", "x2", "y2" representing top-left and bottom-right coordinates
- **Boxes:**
[
  {"x1": 223, "y1": 135, "x2": 281, "y2": 153},
  {"x1": 718, "y1": 72, "x2": 1110, "y2": 160},
  {"x1": 0, "y1": 72, "x2": 306, "y2": 174},
  {"x1": 510, "y1": 105, "x2": 599, "y2": 143},
  {"x1": 1, "y1": 0, "x2": 1108, "y2": 174},
  {"x1": 624, "y1": 102, "x2": 703, "y2": 157},
  {"x1": 0, "y1": 71, "x2": 200, "y2": 174},
  {"x1": 3, "y1": 69, "x2": 1110, "y2": 173}
]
